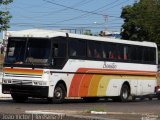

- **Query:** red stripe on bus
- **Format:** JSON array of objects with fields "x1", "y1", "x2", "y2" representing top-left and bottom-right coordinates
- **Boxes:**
[{"x1": 69, "y1": 68, "x2": 87, "y2": 97}]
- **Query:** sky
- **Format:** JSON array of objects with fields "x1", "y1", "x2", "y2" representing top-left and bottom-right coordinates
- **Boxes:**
[{"x1": 0, "y1": 0, "x2": 136, "y2": 38}]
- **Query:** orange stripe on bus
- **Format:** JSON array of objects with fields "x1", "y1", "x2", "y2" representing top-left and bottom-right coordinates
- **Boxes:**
[
  {"x1": 3, "y1": 68, "x2": 43, "y2": 75},
  {"x1": 78, "y1": 73, "x2": 93, "y2": 97},
  {"x1": 76, "y1": 68, "x2": 156, "y2": 76},
  {"x1": 69, "y1": 68, "x2": 87, "y2": 97}
]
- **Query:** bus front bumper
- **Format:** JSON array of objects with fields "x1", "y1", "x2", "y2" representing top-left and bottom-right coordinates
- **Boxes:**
[{"x1": 2, "y1": 84, "x2": 49, "y2": 98}]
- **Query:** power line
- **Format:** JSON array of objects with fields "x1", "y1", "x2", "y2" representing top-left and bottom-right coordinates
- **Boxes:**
[
  {"x1": 43, "y1": 0, "x2": 120, "y2": 18},
  {"x1": 46, "y1": 0, "x2": 122, "y2": 24},
  {"x1": 33, "y1": 0, "x2": 95, "y2": 16},
  {"x1": 11, "y1": 0, "x2": 124, "y2": 24},
  {"x1": 10, "y1": 23, "x2": 122, "y2": 29},
  {"x1": 9, "y1": 0, "x2": 133, "y2": 32},
  {"x1": 88, "y1": 0, "x2": 122, "y2": 13},
  {"x1": 99, "y1": 0, "x2": 131, "y2": 12}
]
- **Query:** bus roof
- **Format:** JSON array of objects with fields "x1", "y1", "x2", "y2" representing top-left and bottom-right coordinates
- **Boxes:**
[{"x1": 6, "y1": 29, "x2": 157, "y2": 48}]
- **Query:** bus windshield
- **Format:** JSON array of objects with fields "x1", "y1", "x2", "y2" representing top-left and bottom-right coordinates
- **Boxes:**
[{"x1": 5, "y1": 38, "x2": 51, "y2": 65}]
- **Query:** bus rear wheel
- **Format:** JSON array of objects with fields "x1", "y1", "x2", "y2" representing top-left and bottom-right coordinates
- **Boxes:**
[
  {"x1": 11, "y1": 94, "x2": 28, "y2": 103},
  {"x1": 119, "y1": 84, "x2": 130, "y2": 102},
  {"x1": 49, "y1": 84, "x2": 66, "y2": 104}
]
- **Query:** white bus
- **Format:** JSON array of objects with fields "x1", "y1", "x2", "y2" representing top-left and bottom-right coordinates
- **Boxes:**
[{"x1": 2, "y1": 29, "x2": 158, "y2": 103}]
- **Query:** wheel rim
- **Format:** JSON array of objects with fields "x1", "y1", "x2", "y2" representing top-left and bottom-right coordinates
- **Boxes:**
[
  {"x1": 122, "y1": 88, "x2": 128, "y2": 100},
  {"x1": 54, "y1": 87, "x2": 62, "y2": 99}
]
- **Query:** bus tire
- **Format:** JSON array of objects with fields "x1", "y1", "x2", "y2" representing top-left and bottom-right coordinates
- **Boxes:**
[
  {"x1": 119, "y1": 84, "x2": 130, "y2": 102},
  {"x1": 11, "y1": 94, "x2": 28, "y2": 103},
  {"x1": 50, "y1": 84, "x2": 66, "y2": 104}
]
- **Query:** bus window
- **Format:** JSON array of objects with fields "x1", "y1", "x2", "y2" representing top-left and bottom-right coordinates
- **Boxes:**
[
  {"x1": 69, "y1": 39, "x2": 86, "y2": 58},
  {"x1": 130, "y1": 46, "x2": 143, "y2": 63},
  {"x1": 117, "y1": 45, "x2": 129, "y2": 61},
  {"x1": 53, "y1": 44, "x2": 58, "y2": 57},
  {"x1": 87, "y1": 47, "x2": 92, "y2": 57},
  {"x1": 143, "y1": 47, "x2": 156, "y2": 64},
  {"x1": 124, "y1": 46, "x2": 128, "y2": 60},
  {"x1": 94, "y1": 42, "x2": 102, "y2": 58},
  {"x1": 102, "y1": 50, "x2": 106, "y2": 59},
  {"x1": 109, "y1": 51, "x2": 114, "y2": 59},
  {"x1": 94, "y1": 49, "x2": 100, "y2": 58},
  {"x1": 52, "y1": 37, "x2": 67, "y2": 68},
  {"x1": 108, "y1": 44, "x2": 116, "y2": 60},
  {"x1": 5, "y1": 38, "x2": 26, "y2": 64},
  {"x1": 53, "y1": 42, "x2": 66, "y2": 58},
  {"x1": 87, "y1": 41, "x2": 94, "y2": 58},
  {"x1": 87, "y1": 41, "x2": 102, "y2": 59},
  {"x1": 103, "y1": 43, "x2": 109, "y2": 59},
  {"x1": 26, "y1": 38, "x2": 51, "y2": 64},
  {"x1": 137, "y1": 47, "x2": 143, "y2": 61},
  {"x1": 117, "y1": 45, "x2": 123, "y2": 60}
]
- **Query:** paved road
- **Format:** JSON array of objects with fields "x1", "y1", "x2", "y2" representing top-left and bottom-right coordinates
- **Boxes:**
[{"x1": 0, "y1": 98, "x2": 159, "y2": 120}]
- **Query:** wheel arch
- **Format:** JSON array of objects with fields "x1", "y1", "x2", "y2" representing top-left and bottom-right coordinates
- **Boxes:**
[
  {"x1": 121, "y1": 81, "x2": 131, "y2": 94},
  {"x1": 55, "y1": 80, "x2": 67, "y2": 96}
]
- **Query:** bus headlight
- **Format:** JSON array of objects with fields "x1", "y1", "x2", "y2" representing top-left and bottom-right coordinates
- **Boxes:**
[{"x1": 33, "y1": 81, "x2": 47, "y2": 86}]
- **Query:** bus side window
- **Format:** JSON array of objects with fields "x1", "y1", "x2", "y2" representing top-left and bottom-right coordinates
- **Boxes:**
[
  {"x1": 70, "y1": 47, "x2": 77, "y2": 56},
  {"x1": 69, "y1": 39, "x2": 86, "y2": 58},
  {"x1": 94, "y1": 49, "x2": 101, "y2": 58},
  {"x1": 87, "y1": 41, "x2": 94, "y2": 58},
  {"x1": 109, "y1": 51, "x2": 114, "y2": 59},
  {"x1": 103, "y1": 44, "x2": 109, "y2": 59},
  {"x1": 108, "y1": 44, "x2": 116, "y2": 60},
  {"x1": 87, "y1": 47, "x2": 92, "y2": 57},
  {"x1": 124, "y1": 54, "x2": 127, "y2": 60},
  {"x1": 102, "y1": 50, "x2": 106, "y2": 58},
  {"x1": 124, "y1": 46, "x2": 128, "y2": 60},
  {"x1": 117, "y1": 52, "x2": 121, "y2": 59},
  {"x1": 53, "y1": 44, "x2": 58, "y2": 57}
]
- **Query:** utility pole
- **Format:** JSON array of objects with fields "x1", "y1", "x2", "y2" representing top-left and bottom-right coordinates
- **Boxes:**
[{"x1": 104, "y1": 15, "x2": 108, "y2": 31}]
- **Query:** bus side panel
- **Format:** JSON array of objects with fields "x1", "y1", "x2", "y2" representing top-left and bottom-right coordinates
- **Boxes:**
[
  {"x1": 137, "y1": 79, "x2": 157, "y2": 95},
  {"x1": 106, "y1": 79, "x2": 125, "y2": 96},
  {"x1": 68, "y1": 69, "x2": 157, "y2": 97},
  {"x1": 106, "y1": 77, "x2": 156, "y2": 97}
]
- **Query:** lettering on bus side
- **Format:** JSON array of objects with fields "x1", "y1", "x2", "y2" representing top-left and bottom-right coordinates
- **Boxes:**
[{"x1": 103, "y1": 62, "x2": 117, "y2": 69}]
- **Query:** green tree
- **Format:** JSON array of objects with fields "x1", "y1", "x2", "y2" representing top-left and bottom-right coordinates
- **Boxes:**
[
  {"x1": 121, "y1": 0, "x2": 160, "y2": 44},
  {"x1": 0, "y1": 0, "x2": 13, "y2": 32}
]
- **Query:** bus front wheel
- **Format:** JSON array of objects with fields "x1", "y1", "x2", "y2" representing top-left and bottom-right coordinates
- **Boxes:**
[
  {"x1": 49, "y1": 84, "x2": 66, "y2": 104},
  {"x1": 119, "y1": 84, "x2": 130, "y2": 102}
]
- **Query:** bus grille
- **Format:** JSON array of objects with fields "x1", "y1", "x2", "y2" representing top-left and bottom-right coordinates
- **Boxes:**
[
  {"x1": 12, "y1": 79, "x2": 33, "y2": 85},
  {"x1": 4, "y1": 73, "x2": 42, "y2": 78},
  {"x1": 4, "y1": 73, "x2": 42, "y2": 85}
]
